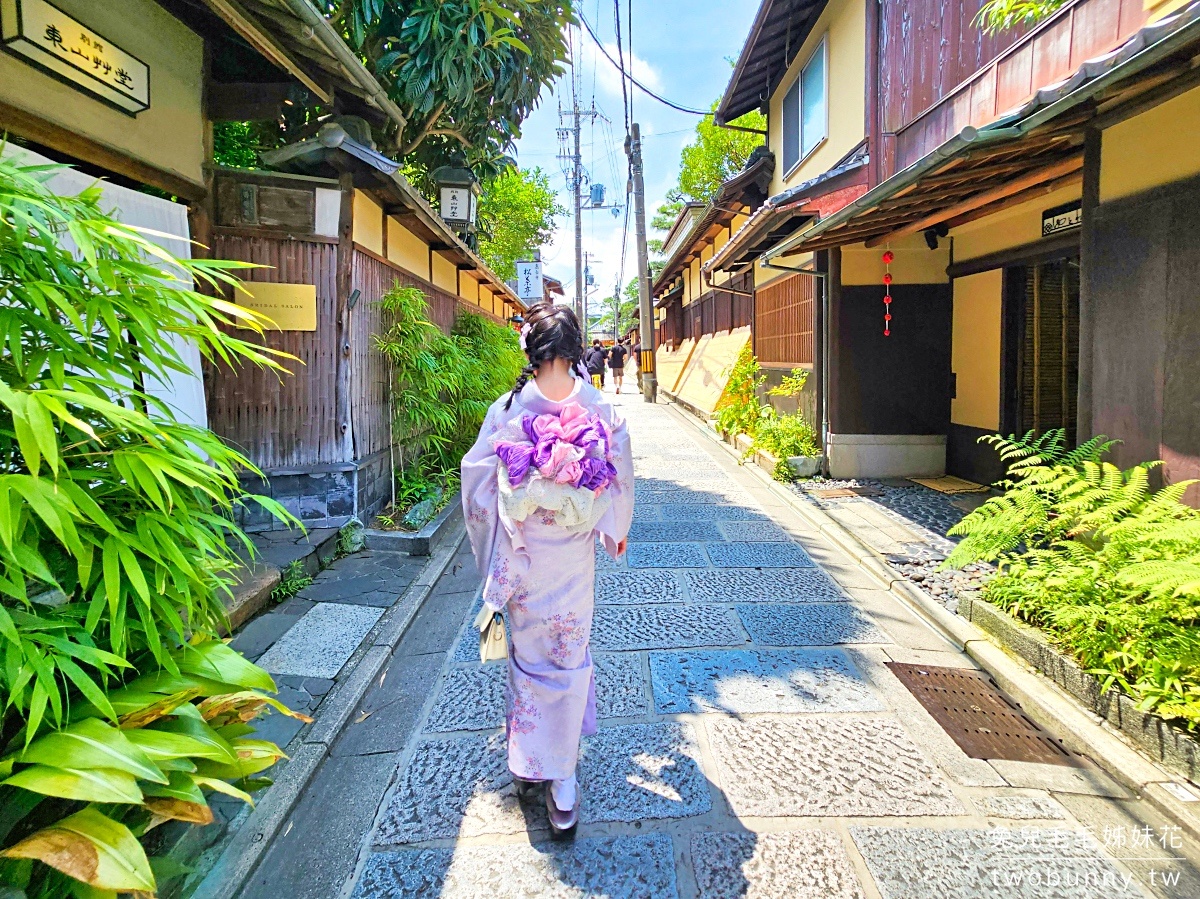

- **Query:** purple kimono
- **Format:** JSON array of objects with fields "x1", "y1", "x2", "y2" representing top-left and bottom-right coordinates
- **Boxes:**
[{"x1": 462, "y1": 376, "x2": 634, "y2": 781}]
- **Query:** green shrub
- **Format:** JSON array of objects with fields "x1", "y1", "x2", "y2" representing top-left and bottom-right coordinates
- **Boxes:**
[
  {"x1": 947, "y1": 429, "x2": 1200, "y2": 728},
  {"x1": 752, "y1": 412, "x2": 820, "y2": 481},
  {"x1": 714, "y1": 344, "x2": 764, "y2": 439},
  {"x1": 0, "y1": 155, "x2": 299, "y2": 895},
  {"x1": 374, "y1": 289, "x2": 523, "y2": 514}
]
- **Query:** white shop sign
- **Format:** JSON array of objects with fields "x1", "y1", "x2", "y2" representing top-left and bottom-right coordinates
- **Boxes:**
[
  {"x1": 1, "y1": 0, "x2": 150, "y2": 114},
  {"x1": 515, "y1": 260, "x2": 542, "y2": 301}
]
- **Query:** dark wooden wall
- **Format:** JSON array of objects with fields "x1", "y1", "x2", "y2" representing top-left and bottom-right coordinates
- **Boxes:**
[
  {"x1": 350, "y1": 245, "x2": 506, "y2": 461},
  {"x1": 205, "y1": 234, "x2": 343, "y2": 470},
  {"x1": 1086, "y1": 172, "x2": 1200, "y2": 504},
  {"x1": 829, "y1": 283, "x2": 953, "y2": 435},
  {"x1": 877, "y1": 0, "x2": 1149, "y2": 177}
]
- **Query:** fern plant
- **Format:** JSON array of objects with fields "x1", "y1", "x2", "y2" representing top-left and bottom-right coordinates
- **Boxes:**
[{"x1": 947, "y1": 429, "x2": 1200, "y2": 728}]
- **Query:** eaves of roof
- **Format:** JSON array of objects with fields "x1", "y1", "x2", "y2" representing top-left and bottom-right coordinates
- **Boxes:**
[
  {"x1": 201, "y1": 0, "x2": 407, "y2": 133},
  {"x1": 707, "y1": 147, "x2": 868, "y2": 272},
  {"x1": 716, "y1": 0, "x2": 829, "y2": 125},
  {"x1": 650, "y1": 149, "x2": 776, "y2": 296},
  {"x1": 262, "y1": 124, "x2": 522, "y2": 309},
  {"x1": 768, "y1": 0, "x2": 1200, "y2": 259}
]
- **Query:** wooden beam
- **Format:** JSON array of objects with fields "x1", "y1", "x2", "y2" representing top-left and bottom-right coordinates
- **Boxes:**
[
  {"x1": 336, "y1": 173, "x2": 355, "y2": 461},
  {"x1": 200, "y1": 0, "x2": 333, "y2": 103},
  {"x1": 207, "y1": 81, "x2": 293, "y2": 121},
  {"x1": 0, "y1": 99, "x2": 205, "y2": 201},
  {"x1": 864, "y1": 155, "x2": 1083, "y2": 248},
  {"x1": 940, "y1": 171, "x2": 1082, "y2": 231}
]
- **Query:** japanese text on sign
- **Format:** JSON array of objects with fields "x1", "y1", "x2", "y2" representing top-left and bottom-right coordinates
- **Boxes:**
[
  {"x1": 515, "y1": 260, "x2": 542, "y2": 301},
  {"x1": 1, "y1": 0, "x2": 151, "y2": 114}
]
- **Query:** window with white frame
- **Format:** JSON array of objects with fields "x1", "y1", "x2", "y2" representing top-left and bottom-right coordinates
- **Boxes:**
[{"x1": 781, "y1": 36, "x2": 827, "y2": 174}]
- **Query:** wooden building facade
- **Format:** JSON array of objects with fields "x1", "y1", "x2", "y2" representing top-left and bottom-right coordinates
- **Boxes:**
[
  {"x1": 206, "y1": 127, "x2": 523, "y2": 529},
  {"x1": 706, "y1": 0, "x2": 1199, "y2": 487},
  {"x1": 650, "y1": 150, "x2": 771, "y2": 417},
  {"x1": 0, "y1": 0, "x2": 522, "y2": 527}
]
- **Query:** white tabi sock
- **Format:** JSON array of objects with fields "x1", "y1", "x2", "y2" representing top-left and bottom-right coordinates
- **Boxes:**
[{"x1": 550, "y1": 775, "x2": 577, "y2": 811}]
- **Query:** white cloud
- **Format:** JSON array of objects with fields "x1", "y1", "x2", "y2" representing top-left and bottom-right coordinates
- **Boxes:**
[{"x1": 573, "y1": 35, "x2": 662, "y2": 103}]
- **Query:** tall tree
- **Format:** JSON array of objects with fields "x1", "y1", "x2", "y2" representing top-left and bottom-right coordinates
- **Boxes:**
[
  {"x1": 329, "y1": 0, "x2": 573, "y2": 176},
  {"x1": 649, "y1": 101, "x2": 765, "y2": 255},
  {"x1": 475, "y1": 167, "x2": 565, "y2": 280}
]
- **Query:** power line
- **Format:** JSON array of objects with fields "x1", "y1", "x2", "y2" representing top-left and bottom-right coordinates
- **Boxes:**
[{"x1": 578, "y1": 11, "x2": 710, "y2": 117}]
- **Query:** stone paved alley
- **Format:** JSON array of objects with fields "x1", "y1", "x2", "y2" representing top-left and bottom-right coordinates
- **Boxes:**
[{"x1": 236, "y1": 393, "x2": 1200, "y2": 899}]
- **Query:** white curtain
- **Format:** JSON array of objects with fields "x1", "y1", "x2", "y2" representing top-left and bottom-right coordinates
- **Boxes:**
[{"x1": 2, "y1": 145, "x2": 209, "y2": 430}]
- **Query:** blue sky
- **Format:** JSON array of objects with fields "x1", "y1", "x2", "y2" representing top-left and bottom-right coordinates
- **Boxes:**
[{"x1": 511, "y1": 0, "x2": 761, "y2": 312}]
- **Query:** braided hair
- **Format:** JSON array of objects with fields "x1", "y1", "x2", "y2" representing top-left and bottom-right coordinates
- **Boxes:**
[{"x1": 505, "y1": 302, "x2": 585, "y2": 410}]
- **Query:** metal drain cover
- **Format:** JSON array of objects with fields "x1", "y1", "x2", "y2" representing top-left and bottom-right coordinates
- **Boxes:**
[{"x1": 887, "y1": 663, "x2": 1076, "y2": 765}]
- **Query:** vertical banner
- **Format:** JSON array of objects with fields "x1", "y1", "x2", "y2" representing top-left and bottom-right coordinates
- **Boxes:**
[{"x1": 515, "y1": 259, "x2": 542, "y2": 302}]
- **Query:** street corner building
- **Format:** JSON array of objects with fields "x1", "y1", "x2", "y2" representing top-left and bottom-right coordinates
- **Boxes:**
[
  {"x1": 0, "y1": 0, "x2": 526, "y2": 532},
  {"x1": 670, "y1": 0, "x2": 1200, "y2": 497}
]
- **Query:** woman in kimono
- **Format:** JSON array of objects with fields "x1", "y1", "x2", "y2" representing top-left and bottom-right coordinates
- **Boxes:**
[{"x1": 461, "y1": 302, "x2": 634, "y2": 838}]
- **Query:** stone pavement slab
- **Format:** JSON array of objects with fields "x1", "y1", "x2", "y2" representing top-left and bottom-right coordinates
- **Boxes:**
[
  {"x1": 975, "y1": 793, "x2": 1068, "y2": 820},
  {"x1": 424, "y1": 654, "x2": 648, "y2": 732},
  {"x1": 685, "y1": 567, "x2": 846, "y2": 603},
  {"x1": 655, "y1": 503, "x2": 769, "y2": 520},
  {"x1": 596, "y1": 570, "x2": 683, "y2": 605},
  {"x1": 332, "y1": 651, "x2": 446, "y2": 757},
  {"x1": 736, "y1": 602, "x2": 890, "y2": 646},
  {"x1": 628, "y1": 520, "x2": 724, "y2": 542},
  {"x1": 716, "y1": 519, "x2": 792, "y2": 542},
  {"x1": 691, "y1": 830, "x2": 866, "y2": 899},
  {"x1": 256, "y1": 602, "x2": 385, "y2": 678},
  {"x1": 591, "y1": 605, "x2": 745, "y2": 650},
  {"x1": 352, "y1": 834, "x2": 678, "y2": 899},
  {"x1": 708, "y1": 714, "x2": 965, "y2": 817},
  {"x1": 626, "y1": 541, "x2": 709, "y2": 568},
  {"x1": 375, "y1": 732, "x2": 536, "y2": 843},
  {"x1": 705, "y1": 540, "x2": 814, "y2": 568},
  {"x1": 649, "y1": 648, "x2": 885, "y2": 716},
  {"x1": 850, "y1": 826, "x2": 1142, "y2": 898},
  {"x1": 578, "y1": 721, "x2": 712, "y2": 823},
  {"x1": 377, "y1": 721, "x2": 710, "y2": 844}
]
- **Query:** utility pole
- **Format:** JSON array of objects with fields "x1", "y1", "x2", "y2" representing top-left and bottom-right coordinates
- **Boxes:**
[
  {"x1": 628, "y1": 122, "x2": 656, "y2": 402},
  {"x1": 557, "y1": 76, "x2": 598, "y2": 341},
  {"x1": 572, "y1": 100, "x2": 584, "y2": 330}
]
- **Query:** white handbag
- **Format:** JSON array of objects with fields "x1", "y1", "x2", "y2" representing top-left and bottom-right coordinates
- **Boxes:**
[{"x1": 474, "y1": 605, "x2": 508, "y2": 664}]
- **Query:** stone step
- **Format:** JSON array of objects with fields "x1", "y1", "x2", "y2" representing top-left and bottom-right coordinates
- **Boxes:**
[{"x1": 223, "y1": 527, "x2": 342, "y2": 633}]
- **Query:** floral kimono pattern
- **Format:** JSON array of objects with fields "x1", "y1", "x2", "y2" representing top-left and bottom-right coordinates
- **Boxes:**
[{"x1": 462, "y1": 377, "x2": 633, "y2": 781}]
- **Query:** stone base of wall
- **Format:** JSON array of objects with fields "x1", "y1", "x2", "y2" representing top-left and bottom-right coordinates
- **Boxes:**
[
  {"x1": 237, "y1": 446, "x2": 395, "y2": 532},
  {"x1": 827, "y1": 433, "x2": 946, "y2": 479}
]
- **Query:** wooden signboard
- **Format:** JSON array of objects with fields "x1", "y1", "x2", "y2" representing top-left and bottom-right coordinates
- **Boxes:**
[
  {"x1": 1, "y1": 0, "x2": 150, "y2": 114},
  {"x1": 237, "y1": 283, "x2": 317, "y2": 331}
]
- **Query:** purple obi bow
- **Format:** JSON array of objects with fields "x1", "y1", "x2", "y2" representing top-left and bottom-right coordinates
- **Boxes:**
[{"x1": 494, "y1": 402, "x2": 617, "y2": 491}]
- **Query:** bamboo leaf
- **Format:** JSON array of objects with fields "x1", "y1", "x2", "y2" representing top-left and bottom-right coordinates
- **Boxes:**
[
  {"x1": 0, "y1": 807, "x2": 155, "y2": 892},
  {"x1": 16, "y1": 719, "x2": 166, "y2": 784},
  {"x1": 1, "y1": 765, "x2": 142, "y2": 804}
]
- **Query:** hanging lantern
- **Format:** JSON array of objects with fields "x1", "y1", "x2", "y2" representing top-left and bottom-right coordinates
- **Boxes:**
[
  {"x1": 882, "y1": 250, "x2": 894, "y2": 336},
  {"x1": 432, "y1": 166, "x2": 480, "y2": 229}
]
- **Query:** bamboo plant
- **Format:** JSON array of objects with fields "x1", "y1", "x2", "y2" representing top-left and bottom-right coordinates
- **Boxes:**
[{"x1": 0, "y1": 153, "x2": 302, "y2": 897}]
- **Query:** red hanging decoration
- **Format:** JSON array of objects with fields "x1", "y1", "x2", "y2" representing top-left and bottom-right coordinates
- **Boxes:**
[{"x1": 882, "y1": 250, "x2": 894, "y2": 336}]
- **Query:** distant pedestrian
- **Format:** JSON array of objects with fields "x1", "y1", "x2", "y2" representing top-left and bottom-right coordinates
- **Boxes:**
[
  {"x1": 631, "y1": 338, "x2": 642, "y2": 391},
  {"x1": 608, "y1": 339, "x2": 629, "y2": 394},
  {"x1": 584, "y1": 339, "x2": 605, "y2": 390},
  {"x1": 461, "y1": 302, "x2": 634, "y2": 839}
]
